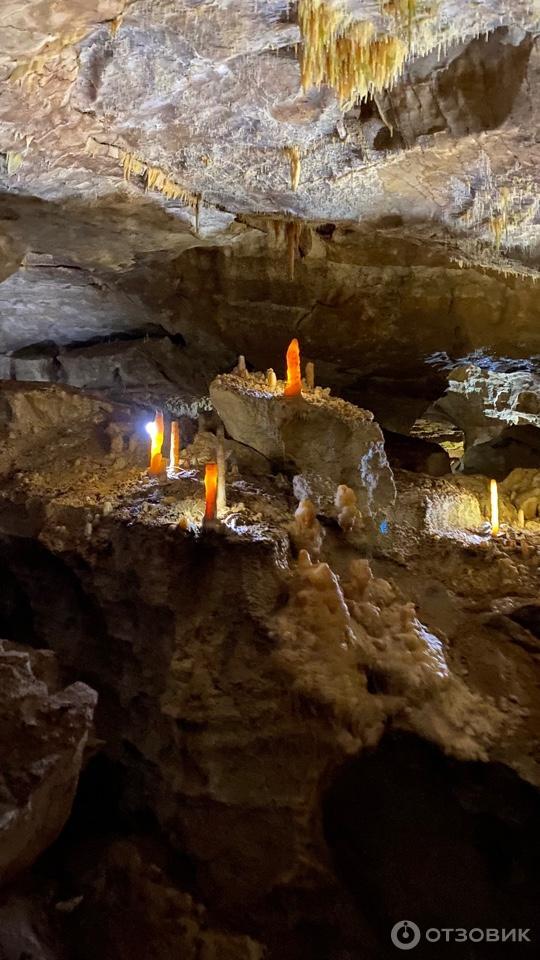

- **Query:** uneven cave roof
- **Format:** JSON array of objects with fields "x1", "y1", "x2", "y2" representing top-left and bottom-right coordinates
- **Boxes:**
[{"x1": 0, "y1": 1, "x2": 539, "y2": 361}]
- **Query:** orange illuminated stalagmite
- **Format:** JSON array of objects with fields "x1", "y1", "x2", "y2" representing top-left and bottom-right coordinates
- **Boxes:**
[
  {"x1": 169, "y1": 420, "x2": 180, "y2": 470},
  {"x1": 148, "y1": 411, "x2": 164, "y2": 475},
  {"x1": 204, "y1": 463, "x2": 218, "y2": 521},
  {"x1": 284, "y1": 338, "x2": 302, "y2": 397}
]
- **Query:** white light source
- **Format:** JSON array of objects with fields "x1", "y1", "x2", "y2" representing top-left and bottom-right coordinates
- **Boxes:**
[{"x1": 145, "y1": 421, "x2": 157, "y2": 439}]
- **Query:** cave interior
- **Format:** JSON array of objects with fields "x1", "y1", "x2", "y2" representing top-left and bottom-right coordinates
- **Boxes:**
[{"x1": 0, "y1": 2, "x2": 539, "y2": 959}]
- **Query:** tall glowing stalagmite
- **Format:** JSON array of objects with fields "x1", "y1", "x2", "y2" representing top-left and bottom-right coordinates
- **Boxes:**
[
  {"x1": 284, "y1": 339, "x2": 302, "y2": 398},
  {"x1": 147, "y1": 411, "x2": 164, "y2": 475},
  {"x1": 490, "y1": 478, "x2": 499, "y2": 535},
  {"x1": 204, "y1": 463, "x2": 218, "y2": 521}
]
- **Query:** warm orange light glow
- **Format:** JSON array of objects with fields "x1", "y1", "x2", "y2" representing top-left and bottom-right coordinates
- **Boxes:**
[
  {"x1": 204, "y1": 462, "x2": 218, "y2": 521},
  {"x1": 148, "y1": 411, "x2": 164, "y2": 475},
  {"x1": 284, "y1": 338, "x2": 302, "y2": 397},
  {"x1": 490, "y1": 478, "x2": 499, "y2": 535},
  {"x1": 169, "y1": 421, "x2": 180, "y2": 470}
]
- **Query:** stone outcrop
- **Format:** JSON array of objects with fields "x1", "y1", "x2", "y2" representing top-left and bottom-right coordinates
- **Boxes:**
[
  {"x1": 436, "y1": 364, "x2": 540, "y2": 445},
  {"x1": 0, "y1": 641, "x2": 96, "y2": 883},
  {"x1": 210, "y1": 371, "x2": 396, "y2": 517},
  {"x1": 434, "y1": 364, "x2": 540, "y2": 477}
]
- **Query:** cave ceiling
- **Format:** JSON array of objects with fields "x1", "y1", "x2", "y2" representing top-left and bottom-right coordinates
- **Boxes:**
[{"x1": 0, "y1": 0, "x2": 539, "y2": 366}]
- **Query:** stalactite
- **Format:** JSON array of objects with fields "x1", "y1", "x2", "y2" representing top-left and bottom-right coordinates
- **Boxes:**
[
  {"x1": 286, "y1": 221, "x2": 301, "y2": 281},
  {"x1": 8, "y1": 30, "x2": 88, "y2": 85},
  {"x1": 285, "y1": 146, "x2": 302, "y2": 191},
  {"x1": 5, "y1": 152, "x2": 24, "y2": 176},
  {"x1": 109, "y1": 15, "x2": 124, "y2": 37},
  {"x1": 298, "y1": 0, "x2": 408, "y2": 107},
  {"x1": 86, "y1": 138, "x2": 199, "y2": 210}
]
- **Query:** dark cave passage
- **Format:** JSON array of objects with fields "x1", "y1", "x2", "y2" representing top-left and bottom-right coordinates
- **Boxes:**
[{"x1": 323, "y1": 734, "x2": 540, "y2": 957}]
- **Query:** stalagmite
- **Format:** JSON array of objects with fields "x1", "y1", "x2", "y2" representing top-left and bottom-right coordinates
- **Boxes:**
[
  {"x1": 289, "y1": 498, "x2": 325, "y2": 559},
  {"x1": 146, "y1": 411, "x2": 165, "y2": 475},
  {"x1": 169, "y1": 421, "x2": 180, "y2": 471},
  {"x1": 204, "y1": 462, "x2": 218, "y2": 521},
  {"x1": 335, "y1": 484, "x2": 362, "y2": 532},
  {"x1": 216, "y1": 425, "x2": 227, "y2": 517},
  {"x1": 233, "y1": 355, "x2": 248, "y2": 378},
  {"x1": 490, "y1": 478, "x2": 499, "y2": 535},
  {"x1": 284, "y1": 339, "x2": 302, "y2": 398},
  {"x1": 266, "y1": 368, "x2": 277, "y2": 391}
]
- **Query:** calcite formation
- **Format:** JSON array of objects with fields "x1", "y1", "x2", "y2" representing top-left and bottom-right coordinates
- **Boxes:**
[
  {"x1": 210, "y1": 371, "x2": 396, "y2": 518},
  {"x1": 0, "y1": 641, "x2": 96, "y2": 882},
  {"x1": 436, "y1": 364, "x2": 540, "y2": 444}
]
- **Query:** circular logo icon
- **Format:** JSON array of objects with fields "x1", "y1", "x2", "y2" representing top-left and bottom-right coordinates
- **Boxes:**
[{"x1": 391, "y1": 921, "x2": 421, "y2": 951}]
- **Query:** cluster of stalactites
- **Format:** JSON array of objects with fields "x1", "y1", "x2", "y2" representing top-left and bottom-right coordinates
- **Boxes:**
[{"x1": 298, "y1": 0, "x2": 410, "y2": 107}]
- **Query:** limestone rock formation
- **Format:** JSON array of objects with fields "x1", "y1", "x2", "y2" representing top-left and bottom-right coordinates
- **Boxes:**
[
  {"x1": 0, "y1": 3, "x2": 538, "y2": 386},
  {"x1": 0, "y1": 641, "x2": 96, "y2": 883},
  {"x1": 210, "y1": 371, "x2": 396, "y2": 517},
  {"x1": 436, "y1": 364, "x2": 540, "y2": 445}
]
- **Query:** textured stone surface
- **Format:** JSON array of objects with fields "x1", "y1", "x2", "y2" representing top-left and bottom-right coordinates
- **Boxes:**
[
  {"x1": 0, "y1": 641, "x2": 96, "y2": 883},
  {"x1": 436, "y1": 364, "x2": 540, "y2": 444},
  {"x1": 0, "y1": 3, "x2": 538, "y2": 382},
  {"x1": 210, "y1": 371, "x2": 396, "y2": 516}
]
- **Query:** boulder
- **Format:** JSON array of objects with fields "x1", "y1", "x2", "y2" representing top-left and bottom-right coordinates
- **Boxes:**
[
  {"x1": 210, "y1": 373, "x2": 395, "y2": 517},
  {"x1": 0, "y1": 641, "x2": 96, "y2": 883}
]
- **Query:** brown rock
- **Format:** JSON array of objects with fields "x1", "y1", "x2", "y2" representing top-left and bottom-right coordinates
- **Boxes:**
[{"x1": 0, "y1": 641, "x2": 96, "y2": 883}]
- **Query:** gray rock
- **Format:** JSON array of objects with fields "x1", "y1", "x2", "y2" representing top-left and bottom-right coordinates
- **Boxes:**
[{"x1": 12, "y1": 356, "x2": 57, "y2": 382}]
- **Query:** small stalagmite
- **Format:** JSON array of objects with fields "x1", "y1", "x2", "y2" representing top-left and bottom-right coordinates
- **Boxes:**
[
  {"x1": 169, "y1": 421, "x2": 180, "y2": 470},
  {"x1": 490, "y1": 478, "x2": 499, "y2": 535},
  {"x1": 266, "y1": 368, "x2": 277, "y2": 391},
  {"x1": 284, "y1": 338, "x2": 302, "y2": 397},
  {"x1": 234, "y1": 355, "x2": 248, "y2": 378},
  {"x1": 305, "y1": 361, "x2": 315, "y2": 390},
  {"x1": 204, "y1": 462, "x2": 218, "y2": 521},
  {"x1": 290, "y1": 497, "x2": 325, "y2": 559},
  {"x1": 335, "y1": 484, "x2": 361, "y2": 532},
  {"x1": 146, "y1": 411, "x2": 165, "y2": 475}
]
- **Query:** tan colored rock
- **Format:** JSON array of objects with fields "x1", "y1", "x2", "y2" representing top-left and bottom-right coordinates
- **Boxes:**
[{"x1": 289, "y1": 498, "x2": 325, "y2": 559}]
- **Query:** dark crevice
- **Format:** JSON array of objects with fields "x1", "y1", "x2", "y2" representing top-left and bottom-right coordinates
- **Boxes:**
[{"x1": 323, "y1": 734, "x2": 540, "y2": 958}]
